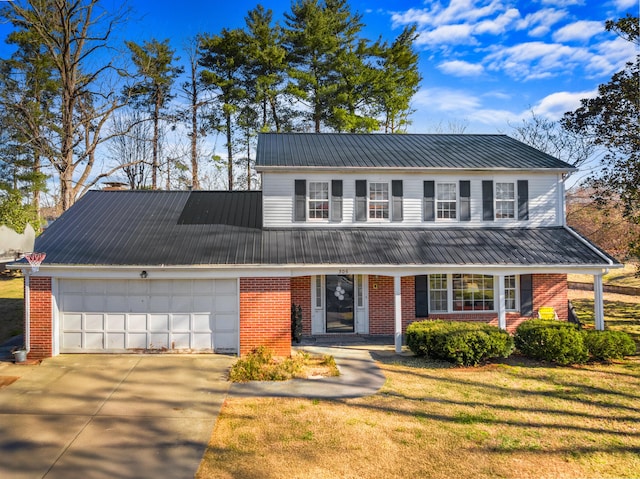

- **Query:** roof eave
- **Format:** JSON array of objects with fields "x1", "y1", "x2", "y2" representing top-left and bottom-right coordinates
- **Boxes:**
[{"x1": 255, "y1": 165, "x2": 577, "y2": 173}]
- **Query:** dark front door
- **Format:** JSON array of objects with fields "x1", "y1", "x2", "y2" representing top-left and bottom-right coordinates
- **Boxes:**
[{"x1": 325, "y1": 275, "x2": 354, "y2": 333}]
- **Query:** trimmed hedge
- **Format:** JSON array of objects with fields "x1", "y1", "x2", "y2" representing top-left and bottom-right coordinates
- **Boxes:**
[
  {"x1": 406, "y1": 320, "x2": 514, "y2": 366},
  {"x1": 514, "y1": 320, "x2": 589, "y2": 365},
  {"x1": 582, "y1": 330, "x2": 636, "y2": 361}
]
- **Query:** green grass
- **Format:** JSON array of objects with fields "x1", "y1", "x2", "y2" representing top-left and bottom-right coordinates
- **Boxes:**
[
  {"x1": 0, "y1": 275, "x2": 23, "y2": 344},
  {"x1": 568, "y1": 263, "x2": 640, "y2": 288},
  {"x1": 571, "y1": 298, "x2": 640, "y2": 352}
]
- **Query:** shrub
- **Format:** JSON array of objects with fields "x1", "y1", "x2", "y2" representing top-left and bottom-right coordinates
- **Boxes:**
[
  {"x1": 291, "y1": 303, "x2": 303, "y2": 343},
  {"x1": 582, "y1": 330, "x2": 636, "y2": 361},
  {"x1": 406, "y1": 320, "x2": 514, "y2": 366},
  {"x1": 514, "y1": 320, "x2": 589, "y2": 365}
]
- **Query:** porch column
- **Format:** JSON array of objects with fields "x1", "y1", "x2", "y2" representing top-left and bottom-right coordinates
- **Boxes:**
[
  {"x1": 394, "y1": 275, "x2": 402, "y2": 353},
  {"x1": 497, "y1": 274, "x2": 506, "y2": 330},
  {"x1": 594, "y1": 273, "x2": 605, "y2": 330}
]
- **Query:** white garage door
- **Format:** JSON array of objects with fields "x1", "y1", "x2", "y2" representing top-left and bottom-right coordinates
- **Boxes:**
[{"x1": 59, "y1": 279, "x2": 238, "y2": 353}]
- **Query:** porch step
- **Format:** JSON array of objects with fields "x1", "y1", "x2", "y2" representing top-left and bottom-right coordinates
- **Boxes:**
[{"x1": 297, "y1": 335, "x2": 394, "y2": 347}]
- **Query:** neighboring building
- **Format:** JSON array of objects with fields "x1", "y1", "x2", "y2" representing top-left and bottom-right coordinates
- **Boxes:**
[{"x1": 12, "y1": 133, "x2": 617, "y2": 360}]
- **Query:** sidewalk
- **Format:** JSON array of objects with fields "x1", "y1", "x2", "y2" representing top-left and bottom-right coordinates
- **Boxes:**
[{"x1": 228, "y1": 345, "x2": 388, "y2": 399}]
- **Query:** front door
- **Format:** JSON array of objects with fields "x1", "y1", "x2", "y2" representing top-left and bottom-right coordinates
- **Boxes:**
[{"x1": 325, "y1": 275, "x2": 354, "y2": 333}]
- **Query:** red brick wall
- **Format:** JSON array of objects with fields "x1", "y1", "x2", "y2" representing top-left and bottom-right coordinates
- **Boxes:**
[
  {"x1": 533, "y1": 274, "x2": 568, "y2": 320},
  {"x1": 291, "y1": 276, "x2": 311, "y2": 335},
  {"x1": 369, "y1": 273, "x2": 568, "y2": 335},
  {"x1": 27, "y1": 277, "x2": 53, "y2": 359},
  {"x1": 239, "y1": 277, "x2": 291, "y2": 356}
]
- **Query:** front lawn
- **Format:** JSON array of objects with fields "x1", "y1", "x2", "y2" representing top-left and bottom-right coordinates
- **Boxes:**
[
  {"x1": 197, "y1": 354, "x2": 640, "y2": 479},
  {"x1": 0, "y1": 275, "x2": 23, "y2": 344}
]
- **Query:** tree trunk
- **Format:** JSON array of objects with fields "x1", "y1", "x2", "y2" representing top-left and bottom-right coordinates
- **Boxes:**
[
  {"x1": 190, "y1": 64, "x2": 200, "y2": 190},
  {"x1": 152, "y1": 93, "x2": 161, "y2": 190},
  {"x1": 226, "y1": 111, "x2": 233, "y2": 191}
]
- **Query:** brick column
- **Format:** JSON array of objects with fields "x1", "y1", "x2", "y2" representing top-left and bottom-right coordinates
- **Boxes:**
[
  {"x1": 239, "y1": 277, "x2": 292, "y2": 356},
  {"x1": 27, "y1": 276, "x2": 53, "y2": 359}
]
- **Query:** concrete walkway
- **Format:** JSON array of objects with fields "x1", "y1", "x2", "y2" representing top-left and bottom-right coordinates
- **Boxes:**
[
  {"x1": 0, "y1": 354, "x2": 234, "y2": 479},
  {"x1": 229, "y1": 345, "x2": 388, "y2": 399}
]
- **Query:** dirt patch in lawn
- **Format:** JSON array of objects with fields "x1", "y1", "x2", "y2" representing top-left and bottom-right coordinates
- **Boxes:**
[{"x1": 0, "y1": 376, "x2": 19, "y2": 388}]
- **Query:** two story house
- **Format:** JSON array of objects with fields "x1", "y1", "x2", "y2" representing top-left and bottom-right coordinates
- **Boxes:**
[{"x1": 16, "y1": 133, "x2": 617, "y2": 360}]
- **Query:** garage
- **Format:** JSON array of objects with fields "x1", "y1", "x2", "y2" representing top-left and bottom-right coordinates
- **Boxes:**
[{"x1": 58, "y1": 278, "x2": 238, "y2": 354}]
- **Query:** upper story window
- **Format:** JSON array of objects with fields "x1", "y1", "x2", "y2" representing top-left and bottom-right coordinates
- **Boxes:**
[
  {"x1": 495, "y1": 182, "x2": 515, "y2": 219},
  {"x1": 436, "y1": 183, "x2": 457, "y2": 219},
  {"x1": 308, "y1": 181, "x2": 329, "y2": 219},
  {"x1": 369, "y1": 182, "x2": 389, "y2": 219}
]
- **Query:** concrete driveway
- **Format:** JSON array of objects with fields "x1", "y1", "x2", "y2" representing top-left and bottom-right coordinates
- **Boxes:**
[{"x1": 0, "y1": 354, "x2": 234, "y2": 479}]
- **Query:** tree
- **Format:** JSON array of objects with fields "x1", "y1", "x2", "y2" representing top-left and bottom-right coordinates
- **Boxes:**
[
  {"x1": 199, "y1": 28, "x2": 248, "y2": 190},
  {"x1": 243, "y1": 5, "x2": 289, "y2": 133},
  {"x1": 562, "y1": 14, "x2": 639, "y2": 264},
  {"x1": 106, "y1": 110, "x2": 152, "y2": 189},
  {"x1": 1, "y1": 0, "x2": 132, "y2": 211},
  {"x1": 125, "y1": 38, "x2": 182, "y2": 190},
  {"x1": 283, "y1": 0, "x2": 363, "y2": 132},
  {"x1": 510, "y1": 111, "x2": 595, "y2": 169},
  {"x1": 375, "y1": 25, "x2": 421, "y2": 133}
]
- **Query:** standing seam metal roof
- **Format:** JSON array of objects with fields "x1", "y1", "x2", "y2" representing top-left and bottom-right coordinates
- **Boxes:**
[
  {"x1": 27, "y1": 191, "x2": 615, "y2": 268},
  {"x1": 255, "y1": 133, "x2": 575, "y2": 170}
]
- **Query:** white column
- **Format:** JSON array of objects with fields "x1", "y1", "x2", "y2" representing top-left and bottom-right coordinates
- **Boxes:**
[
  {"x1": 394, "y1": 276, "x2": 402, "y2": 353},
  {"x1": 497, "y1": 274, "x2": 506, "y2": 330},
  {"x1": 594, "y1": 273, "x2": 605, "y2": 330}
]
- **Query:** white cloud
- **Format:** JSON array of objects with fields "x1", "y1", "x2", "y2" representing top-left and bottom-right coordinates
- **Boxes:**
[
  {"x1": 475, "y1": 8, "x2": 521, "y2": 34},
  {"x1": 516, "y1": 8, "x2": 567, "y2": 37},
  {"x1": 530, "y1": 89, "x2": 597, "y2": 120},
  {"x1": 485, "y1": 41, "x2": 591, "y2": 80},
  {"x1": 553, "y1": 20, "x2": 604, "y2": 42},
  {"x1": 438, "y1": 60, "x2": 485, "y2": 76},
  {"x1": 538, "y1": 0, "x2": 582, "y2": 6},
  {"x1": 415, "y1": 24, "x2": 476, "y2": 46},
  {"x1": 613, "y1": 0, "x2": 638, "y2": 9}
]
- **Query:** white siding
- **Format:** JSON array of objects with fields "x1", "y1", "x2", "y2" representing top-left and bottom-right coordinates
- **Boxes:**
[{"x1": 262, "y1": 171, "x2": 563, "y2": 228}]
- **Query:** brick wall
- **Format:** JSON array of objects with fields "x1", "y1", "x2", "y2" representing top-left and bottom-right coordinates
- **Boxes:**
[
  {"x1": 369, "y1": 273, "x2": 568, "y2": 335},
  {"x1": 27, "y1": 277, "x2": 53, "y2": 359},
  {"x1": 291, "y1": 276, "x2": 311, "y2": 335},
  {"x1": 239, "y1": 277, "x2": 291, "y2": 356},
  {"x1": 533, "y1": 274, "x2": 568, "y2": 320}
]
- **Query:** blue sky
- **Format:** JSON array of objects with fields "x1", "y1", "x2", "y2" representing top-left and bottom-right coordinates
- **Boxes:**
[{"x1": 109, "y1": 0, "x2": 639, "y2": 134}]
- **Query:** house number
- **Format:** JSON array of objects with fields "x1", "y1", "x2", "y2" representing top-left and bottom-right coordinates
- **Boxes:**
[{"x1": 338, "y1": 269, "x2": 349, "y2": 275}]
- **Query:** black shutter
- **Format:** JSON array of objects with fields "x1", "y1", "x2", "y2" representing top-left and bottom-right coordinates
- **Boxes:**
[
  {"x1": 520, "y1": 274, "x2": 533, "y2": 316},
  {"x1": 355, "y1": 180, "x2": 367, "y2": 222},
  {"x1": 415, "y1": 275, "x2": 429, "y2": 317},
  {"x1": 482, "y1": 180, "x2": 494, "y2": 221},
  {"x1": 392, "y1": 180, "x2": 403, "y2": 222},
  {"x1": 423, "y1": 181, "x2": 435, "y2": 222},
  {"x1": 294, "y1": 180, "x2": 306, "y2": 222},
  {"x1": 518, "y1": 180, "x2": 529, "y2": 220},
  {"x1": 331, "y1": 180, "x2": 343, "y2": 222},
  {"x1": 459, "y1": 180, "x2": 471, "y2": 221}
]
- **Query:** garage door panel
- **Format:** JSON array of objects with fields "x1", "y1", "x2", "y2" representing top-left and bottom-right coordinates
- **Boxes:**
[
  {"x1": 127, "y1": 333, "x2": 147, "y2": 349},
  {"x1": 59, "y1": 279, "x2": 238, "y2": 354},
  {"x1": 172, "y1": 314, "x2": 190, "y2": 331},
  {"x1": 85, "y1": 314, "x2": 105, "y2": 330},
  {"x1": 106, "y1": 314, "x2": 126, "y2": 331},
  {"x1": 107, "y1": 333, "x2": 126, "y2": 349},
  {"x1": 85, "y1": 332, "x2": 104, "y2": 349}
]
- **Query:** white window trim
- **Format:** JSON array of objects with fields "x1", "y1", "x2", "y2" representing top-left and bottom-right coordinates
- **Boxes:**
[
  {"x1": 435, "y1": 182, "x2": 458, "y2": 222},
  {"x1": 368, "y1": 181, "x2": 390, "y2": 222},
  {"x1": 307, "y1": 181, "x2": 330, "y2": 222},
  {"x1": 425, "y1": 274, "x2": 522, "y2": 314},
  {"x1": 495, "y1": 182, "x2": 516, "y2": 221}
]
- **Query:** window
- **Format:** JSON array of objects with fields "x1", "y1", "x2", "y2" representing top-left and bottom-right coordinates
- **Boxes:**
[
  {"x1": 436, "y1": 183, "x2": 456, "y2": 219},
  {"x1": 356, "y1": 275, "x2": 364, "y2": 308},
  {"x1": 429, "y1": 274, "x2": 448, "y2": 312},
  {"x1": 495, "y1": 182, "x2": 515, "y2": 219},
  {"x1": 453, "y1": 274, "x2": 494, "y2": 311},
  {"x1": 369, "y1": 182, "x2": 389, "y2": 219},
  {"x1": 308, "y1": 182, "x2": 329, "y2": 219},
  {"x1": 504, "y1": 275, "x2": 517, "y2": 311},
  {"x1": 315, "y1": 276, "x2": 323, "y2": 308}
]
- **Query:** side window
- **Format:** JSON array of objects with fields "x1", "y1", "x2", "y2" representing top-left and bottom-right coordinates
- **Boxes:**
[
  {"x1": 429, "y1": 274, "x2": 448, "y2": 313},
  {"x1": 504, "y1": 275, "x2": 517, "y2": 311},
  {"x1": 368, "y1": 182, "x2": 389, "y2": 219},
  {"x1": 495, "y1": 182, "x2": 515, "y2": 219},
  {"x1": 308, "y1": 181, "x2": 329, "y2": 220},
  {"x1": 436, "y1": 183, "x2": 457, "y2": 219}
]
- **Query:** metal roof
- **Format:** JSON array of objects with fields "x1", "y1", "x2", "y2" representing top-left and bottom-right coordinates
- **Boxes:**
[
  {"x1": 26, "y1": 190, "x2": 614, "y2": 268},
  {"x1": 255, "y1": 133, "x2": 575, "y2": 170}
]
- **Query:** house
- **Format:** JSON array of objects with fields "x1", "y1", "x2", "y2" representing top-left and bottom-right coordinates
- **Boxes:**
[{"x1": 13, "y1": 133, "x2": 618, "y2": 360}]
